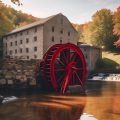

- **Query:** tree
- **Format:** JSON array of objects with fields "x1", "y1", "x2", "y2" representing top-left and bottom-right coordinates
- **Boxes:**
[
  {"x1": 114, "y1": 39, "x2": 120, "y2": 47},
  {"x1": 0, "y1": 0, "x2": 22, "y2": 6},
  {"x1": 0, "y1": 2, "x2": 38, "y2": 58},
  {"x1": 89, "y1": 9, "x2": 115, "y2": 49},
  {"x1": 113, "y1": 6, "x2": 120, "y2": 47},
  {"x1": 0, "y1": 2, "x2": 38, "y2": 36},
  {"x1": 0, "y1": 3, "x2": 14, "y2": 36},
  {"x1": 113, "y1": 6, "x2": 120, "y2": 36},
  {"x1": 73, "y1": 24, "x2": 84, "y2": 42},
  {"x1": 82, "y1": 22, "x2": 93, "y2": 44}
]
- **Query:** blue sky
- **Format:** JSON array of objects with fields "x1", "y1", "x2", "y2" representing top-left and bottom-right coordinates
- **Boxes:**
[{"x1": 3, "y1": 0, "x2": 120, "y2": 24}]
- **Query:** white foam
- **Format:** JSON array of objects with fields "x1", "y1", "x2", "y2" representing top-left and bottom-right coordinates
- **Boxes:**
[
  {"x1": 79, "y1": 113, "x2": 98, "y2": 120},
  {"x1": 88, "y1": 74, "x2": 120, "y2": 82},
  {"x1": 2, "y1": 96, "x2": 18, "y2": 104}
]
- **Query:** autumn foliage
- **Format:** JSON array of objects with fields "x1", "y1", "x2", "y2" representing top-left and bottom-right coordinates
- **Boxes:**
[
  {"x1": 0, "y1": 2, "x2": 39, "y2": 37},
  {"x1": 74, "y1": 7, "x2": 120, "y2": 49},
  {"x1": 0, "y1": 2, "x2": 39, "y2": 57},
  {"x1": 113, "y1": 6, "x2": 120, "y2": 47}
]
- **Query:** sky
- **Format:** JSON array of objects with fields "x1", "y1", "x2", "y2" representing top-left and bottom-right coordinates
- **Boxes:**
[{"x1": 3, "y1": 0, "x2": 120, "y2": 24}]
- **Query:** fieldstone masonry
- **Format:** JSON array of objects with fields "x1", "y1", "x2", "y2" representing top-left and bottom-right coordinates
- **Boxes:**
[{"x1": 0, "y1": 57, "x2": 38, "y2": 87}]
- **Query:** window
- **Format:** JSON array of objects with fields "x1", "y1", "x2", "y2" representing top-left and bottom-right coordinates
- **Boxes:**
[
  {"x1": 34, "y1": 47, "x2": 37, "y2": 52},
  {"x1": 6, "y1": 37, "x2": 7, "y2": 40},
  {"x1": 26, "y1": 48, "x2": 29, "y2": 53},
  {"x1": 60, "y1": 29, "x2": 63, "y2": 34},
  {"x1": 6, "y1": 43, "x2": 7, "y2": 47},
  {"x1": 10, "y1": 50, "x2": 12, "y2": 55},
  {"x1": 35, "y1": 27, "x2": 37, "y2": 32},
  {"x1": 34, "y1": 55, "x2": 37, "y2": 59},
  {"x1": 10, "y1": 42, "x2": 13, "y2": 46},
  {"x1": 26, "y1": 38, "x2": 29, "y2": 43},
  {"x1": 68, "y1": 31, "x2": 70, "y2": 36},
  {"x1": 20, "y1": 48, "x2": 22, "y2": 53},
  {"x1": 52, "y1": 26, "x2": 54, "y2": 32},
  {"x1": 60, "y1": 37, "x2": 62, "y2": 43},
  {"x1": 34, "y1": 36, "x2": 37, "y2": 41},
  {"x1": 15, "y1": 41, "x2": 17, "y2": 45},
  {"x1": 27, "y1": 56, "x2": 29, "y2": 59},
  {"x1": 51, "y1": 36, "x2": 54, "y2": 42},
  {"x1": 10, "y1": 35, "x2": 13, "y2": 38},
  {"x1": 60, "y1": 39, "x2": 62, "y2": 43},
  {"x1": 15, "y1": 49, "x2": 17, "y2": 54},
  {"x1": 20, "y1": 40, "x2": 22, "y2": 44}
]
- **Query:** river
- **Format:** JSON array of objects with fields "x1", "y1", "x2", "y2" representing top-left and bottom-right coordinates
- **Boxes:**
[{"x1": 0, "y1": 80, "x2": 120, "y2": 120}]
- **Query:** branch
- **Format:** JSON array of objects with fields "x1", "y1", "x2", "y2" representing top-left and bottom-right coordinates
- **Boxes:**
[
  {"x1": 0, "y1": 0, "x2": 22, "y2": 6},
  {"x1": 11, "y1": 0, "x2": 22, "y2": 6}
]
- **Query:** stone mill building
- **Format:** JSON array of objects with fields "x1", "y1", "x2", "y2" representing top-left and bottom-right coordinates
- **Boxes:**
[{"x1": 2, "y1": 13, "x2": 78, "y2": 60}]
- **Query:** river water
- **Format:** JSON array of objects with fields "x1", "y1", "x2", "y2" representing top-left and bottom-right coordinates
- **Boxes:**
[{"x1": 0, "y1": 80, "x2": 120, "y2": 120}]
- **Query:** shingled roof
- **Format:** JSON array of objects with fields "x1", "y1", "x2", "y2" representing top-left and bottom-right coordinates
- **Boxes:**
[{"x1": 6, "y1": 13, "x2": 57, "y2": 35}]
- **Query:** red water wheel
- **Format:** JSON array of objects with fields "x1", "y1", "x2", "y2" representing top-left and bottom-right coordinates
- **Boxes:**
[{"x1": 40, "y1": 43, "x2": 86, "y2": 94}]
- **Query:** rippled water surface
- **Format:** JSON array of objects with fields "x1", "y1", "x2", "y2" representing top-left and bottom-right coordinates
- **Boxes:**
[{"x1": 0, "y1": 81, "x2": 120, "y2": 120}]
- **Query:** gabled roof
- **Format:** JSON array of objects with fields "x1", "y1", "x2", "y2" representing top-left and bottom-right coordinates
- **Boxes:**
[
  {"x1": 5, "y1": 13, "x2": 77, "y2": 36},
  {"x1": 6, "y1": 13, "x2": 57, "y2": 35}
]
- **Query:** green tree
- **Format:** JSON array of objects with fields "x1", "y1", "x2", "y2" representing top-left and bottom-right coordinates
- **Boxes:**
[
  {"x1": 90, "y1": 9, "x2": 115, "y2": 49},
  {"x1": 0, "y1": 2, "x2": 38, "y2": 36},
  {"x1": 0, "y1": 3, "x2": 14, "y2": 36}
]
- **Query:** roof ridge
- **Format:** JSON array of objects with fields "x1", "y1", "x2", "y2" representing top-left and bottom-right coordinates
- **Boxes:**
[{"x1": 6, "y1": 13, "x2": 62, "y2": 35}]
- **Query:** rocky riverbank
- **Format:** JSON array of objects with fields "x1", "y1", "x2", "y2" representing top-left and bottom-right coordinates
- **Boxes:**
[{"x1": 88, "y1": 73, "x2": 120, "y2": 81}]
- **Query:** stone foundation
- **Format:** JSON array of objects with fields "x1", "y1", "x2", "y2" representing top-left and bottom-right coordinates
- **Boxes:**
[{"x1": 0, "y1": 58, "x2": 39, "y2": 88}]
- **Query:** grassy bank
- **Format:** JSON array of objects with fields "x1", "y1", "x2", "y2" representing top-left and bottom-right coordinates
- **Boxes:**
[
  {"x1": 102, "y1": 51, "x2": 120, "y2": 65},
  {"x1": 95, "y1": 50, "x2": 120, "y2": 73}
]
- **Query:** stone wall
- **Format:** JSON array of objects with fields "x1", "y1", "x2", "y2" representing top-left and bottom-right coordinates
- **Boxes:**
[
  {"x1": 3, "y1": 25, "x2": 44, "y2": 60},
  {"x1": 0, "y1": 58, "x2": 39, "y2": 87}
]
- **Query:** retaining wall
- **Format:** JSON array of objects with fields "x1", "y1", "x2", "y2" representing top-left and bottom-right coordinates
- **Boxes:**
[{"x1": 0, "y1": 58, "x2": 39, "y2": 88}]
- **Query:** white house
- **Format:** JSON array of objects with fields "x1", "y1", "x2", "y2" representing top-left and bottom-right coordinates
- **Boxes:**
[{"x1": 3, "y1": 13, "x2": 78, "y2": 60}]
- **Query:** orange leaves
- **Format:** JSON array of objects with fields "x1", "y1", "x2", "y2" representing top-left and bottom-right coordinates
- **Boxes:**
[{"x1": 114, "y1": 39, "x2": 120, "y2": 47}]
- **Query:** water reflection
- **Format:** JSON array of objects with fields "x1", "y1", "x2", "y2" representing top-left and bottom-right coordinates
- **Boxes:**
[
  {"x1": 30, "y1": 95, "x2": 86, "y2": 120},
  {"x1": 0, "y1": 80, "x2": 120, "y2": 120},
  {"x1": 0, "y1": 94, "x2": 86, "y2": 120},
  {"x1": 84, "y1": 81, "x2": 120, "y2": 120}
]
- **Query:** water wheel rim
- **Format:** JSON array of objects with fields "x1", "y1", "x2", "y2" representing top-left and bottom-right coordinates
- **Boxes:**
[
  {"x1": 50, "y1": 43, "x2": 87, "y2": 93},
  {"x1": 42, "y1": 44, "x2": 61, "y2": 80}
]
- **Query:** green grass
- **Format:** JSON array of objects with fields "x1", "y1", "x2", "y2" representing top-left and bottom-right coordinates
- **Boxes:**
[
  {"x1": 102, "y1": 51, "x2": 120, "y2": 69},
  {"x1": 102, "y1": 51, "x2": 120, "y2": 66}
]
